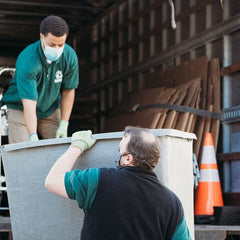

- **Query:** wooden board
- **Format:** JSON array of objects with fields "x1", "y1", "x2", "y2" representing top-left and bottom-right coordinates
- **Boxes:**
[
  {"x1": 154, "y1": 88, "x2": 180, "y2": 128},
  {"x1": 188, "y1": 90, "x2": 201, "y2": 133},
  {"x1": 104, "y1": 87, "x2": 176, "y2": 132},
  {"x1": 209, "y1": 58, "x2": 221, "y2": 152},
  {"x1": 145, "y1": 56, "x2": 208, "y2": 109},
  {"x1": 193, "y1": 116, "x2": 206, "y2": 162},
  {"x1": 175, "y1": 78, "x2": 201, "y2": 130},
  {"x1": 162, "y1": 84, "x2": 189, "y2": 128},
  {"x1": 109, "y1": 87, "x2": 167, "y2": 116},
  {"x1": 156, "y1": 113, "x2": 167, "y2": 128}
]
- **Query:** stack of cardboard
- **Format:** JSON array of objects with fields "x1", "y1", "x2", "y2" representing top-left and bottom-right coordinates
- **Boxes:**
[{"x1": 104, "y1": 56, "x2": 221, "y2": 164}]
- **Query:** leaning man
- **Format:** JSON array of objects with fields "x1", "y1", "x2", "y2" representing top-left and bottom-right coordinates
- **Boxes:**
[{"x1": 2, "y1": 15, "x2": 79, "y2": 143}]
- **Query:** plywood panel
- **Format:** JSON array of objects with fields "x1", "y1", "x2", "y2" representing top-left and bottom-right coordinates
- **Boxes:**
[
  {"x1": 104, "y1": 87, "x2": 176, "y2": 132},
  {"x1": 156, "y1": 113, "x2": 167, "y2": 129},
  {"x1": 209, "y1": 58, "x2": 221, "y2": 152},
  {"x1": 175, "y1": 78, "x2": 201, "y2": 130}
]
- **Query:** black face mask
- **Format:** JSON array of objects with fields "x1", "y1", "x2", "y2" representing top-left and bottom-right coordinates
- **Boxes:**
[{"x1": 116, "y1": 155, "x2": 122, "y2": 169}]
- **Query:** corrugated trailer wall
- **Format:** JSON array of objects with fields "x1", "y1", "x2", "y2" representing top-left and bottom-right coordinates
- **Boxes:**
[{"x1": 76, "y1": 0, "x2": 240, "y2": 198}]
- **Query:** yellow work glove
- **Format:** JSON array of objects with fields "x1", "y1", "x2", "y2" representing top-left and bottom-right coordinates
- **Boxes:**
[
  {"x1": 71, "y1": 130, "x2": 96, "y2": 153},
  {"x1": 56, "y1": 120, "x2": 69, "y2": 138},
  {"x1": 29, "y1": 133, "x2": 39, "y2": 141}
]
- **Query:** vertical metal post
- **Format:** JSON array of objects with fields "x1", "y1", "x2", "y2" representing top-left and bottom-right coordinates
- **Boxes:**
[
  {"x1": 190, "y1": 0, "x2": 196, "y2": 59},
  {"x1": 206, "y1": 4, "x2": 212, "y2": 60},
  {"x1": 175, "y1": 0, "x2": 181, "y2": 65},
  {"x1": 222, "y1": 0, "x2": 231, "y2": 192},
  {"x1": 162, "y1": 2, "x2": 167, "y2": 69}
]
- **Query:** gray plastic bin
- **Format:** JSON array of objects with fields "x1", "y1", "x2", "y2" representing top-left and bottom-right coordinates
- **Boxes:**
[{"x1": 1, "y1": 129, "x2": 196, "y2": 240}]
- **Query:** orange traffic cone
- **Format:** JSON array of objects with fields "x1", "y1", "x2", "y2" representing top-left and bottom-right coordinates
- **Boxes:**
[{"x1": 195, "y1": 133, "x2": 223, "y2": 218}]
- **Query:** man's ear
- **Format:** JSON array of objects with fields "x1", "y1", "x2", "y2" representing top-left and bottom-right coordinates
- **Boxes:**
[{"x1": 126, "y1": 154, "x2": 134, "y2": 165}]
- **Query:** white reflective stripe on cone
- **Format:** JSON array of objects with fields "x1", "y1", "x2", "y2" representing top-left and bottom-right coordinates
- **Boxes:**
[
  {"x1": 199, "y1": 169, "x2": 220, "y2": 182},
  {"x1": 201, "y1": 146, "x2": 216, "y2": 164}
]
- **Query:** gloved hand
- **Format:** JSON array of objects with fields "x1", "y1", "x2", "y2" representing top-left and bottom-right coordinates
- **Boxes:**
[
  {"x1": 56, "y1": 120, "x2": 69, "y2": 138},
  {"x1": 71, "y1": 130, "x2": 96, "y2": 153},
  {"x1": 29, "y1": 133, "x2": 39, "y2": 141}
]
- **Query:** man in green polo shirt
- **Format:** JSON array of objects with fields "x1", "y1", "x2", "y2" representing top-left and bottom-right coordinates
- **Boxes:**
[{"x1": 2, "y1": 15, "x2": 79, "y2": 143}]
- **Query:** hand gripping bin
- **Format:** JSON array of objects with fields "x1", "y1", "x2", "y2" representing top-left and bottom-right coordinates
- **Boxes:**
[{"x1": 1, "y1": 129, "x2": 196, "y2": 240}]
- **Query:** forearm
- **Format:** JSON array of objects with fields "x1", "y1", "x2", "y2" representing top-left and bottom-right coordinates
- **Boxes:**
[
  {"x1": 45, "y1": 146, "x2": 82, "y2": 198},
  {"x1": 22, "y1": 99, "x2": 37, "y2": 135},
  {"x1": 61, "y1": 89, "x2": 75, "y2": 121}
]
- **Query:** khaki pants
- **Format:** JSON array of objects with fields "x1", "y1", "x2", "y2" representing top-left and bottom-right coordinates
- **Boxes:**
[{"x1": 8, "y1": 109, "x2": 61, "y2": 144}]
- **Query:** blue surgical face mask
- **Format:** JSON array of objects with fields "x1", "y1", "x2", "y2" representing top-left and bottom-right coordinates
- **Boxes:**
[{"x1": 42, "y1": 37, "x2": 64, "y2": 62}]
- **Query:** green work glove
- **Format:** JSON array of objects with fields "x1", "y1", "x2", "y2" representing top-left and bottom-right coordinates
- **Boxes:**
[
  {"x1": 71, "y1": 130, "x2": 96, "y2": 153},
  {"x1": 29, "y1": 133, "x2": 39, "y2": 141},
  {"x1": 56, "y1": 120, "x2": 69, "y2": 138}
]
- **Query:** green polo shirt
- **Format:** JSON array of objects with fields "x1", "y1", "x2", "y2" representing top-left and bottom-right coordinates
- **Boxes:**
[{"x1": 2, "y1": 40, "x2": 79, "y2": 119}]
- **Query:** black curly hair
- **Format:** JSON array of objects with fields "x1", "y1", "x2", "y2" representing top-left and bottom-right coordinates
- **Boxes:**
[{"x1": 40, "y1": 15, "x2": 69, "y2": 37}]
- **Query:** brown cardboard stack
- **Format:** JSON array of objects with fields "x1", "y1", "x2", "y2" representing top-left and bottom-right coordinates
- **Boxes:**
[{"x1": 104, "y1": 56, "x2": 221, "y2": 164}]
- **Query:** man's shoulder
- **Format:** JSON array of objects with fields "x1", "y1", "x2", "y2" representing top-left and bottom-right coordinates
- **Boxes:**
[
  {"x1": 99, "y1": 167, "x2": 118, "y2": 174},
  {"x1": 17, "y1": 41, "x2": 41, "y2": 69},
  {"x1": 158, "y1": 183, "x2": 181, "y2": 200},
  {"x1": 63, "y1": 44, "x2": 78, "y2": 61},
  {"x1": 18, "y1": 41, "x2": 39, "y2": 58},
  {"x1": 64, "y1": 43, "x2": 76, "y2": 53}
]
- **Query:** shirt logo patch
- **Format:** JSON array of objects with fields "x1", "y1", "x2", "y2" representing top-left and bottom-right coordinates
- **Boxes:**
[{"x1": 54, "y1": 70, "x2": 63, "y2": 83}]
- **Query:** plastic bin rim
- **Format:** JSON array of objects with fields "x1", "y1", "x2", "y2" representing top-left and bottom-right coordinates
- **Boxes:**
[{"x1": 1, "y1": 129, "x2": 196, "y2": 152}]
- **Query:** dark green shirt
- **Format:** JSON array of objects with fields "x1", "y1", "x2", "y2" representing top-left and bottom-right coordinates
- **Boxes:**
[{"x1": 3, "y1": 40, "x2": 79, "y2": 119}]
